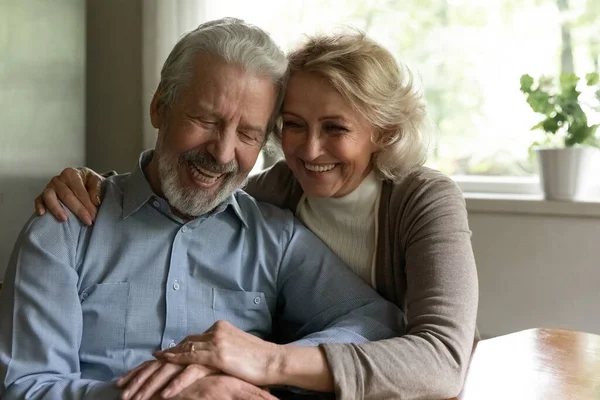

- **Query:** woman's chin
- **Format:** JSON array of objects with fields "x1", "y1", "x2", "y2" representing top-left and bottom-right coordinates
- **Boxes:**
[{"x1": 298, "y1": 182, "x2": 339, "y2": 198}]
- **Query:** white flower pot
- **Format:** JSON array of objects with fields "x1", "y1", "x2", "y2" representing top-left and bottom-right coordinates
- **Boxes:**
[{"x1": 536, "y1": 147, "x2": 597, "y2": 201}]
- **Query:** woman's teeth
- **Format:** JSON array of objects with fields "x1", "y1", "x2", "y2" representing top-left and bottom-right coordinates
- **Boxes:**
[
  {"x1": 188, "y1": 161, "x2": 222, "y2": 182},
  {"x1": 304, "y1": 162, "x2": 336, "y2": 172}
]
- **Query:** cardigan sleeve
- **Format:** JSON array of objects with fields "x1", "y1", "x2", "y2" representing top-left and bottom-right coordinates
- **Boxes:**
[{"x1": 321, "y1": 172, "x2": 479, "y2": 400}]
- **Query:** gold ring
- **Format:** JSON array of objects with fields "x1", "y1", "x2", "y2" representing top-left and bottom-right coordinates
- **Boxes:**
[{"x1": 190, "y1": 343, "x2": 195, "y2": 352}]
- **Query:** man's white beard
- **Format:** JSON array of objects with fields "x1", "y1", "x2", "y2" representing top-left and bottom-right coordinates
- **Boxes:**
[{"x1": 155, "y1": 141, "x2": 246, "y2": 217}]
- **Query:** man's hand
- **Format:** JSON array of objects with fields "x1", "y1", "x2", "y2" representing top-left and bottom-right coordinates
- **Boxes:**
[
  {"x1": 153, "y1": 320, "x2": 284, "y2": 387},
  {"x1": 157, "y1": 374, "x2": 278, "y2": 400},
  {"x1": 117, "y1": 360, "x2": 215, "y2": 400}
]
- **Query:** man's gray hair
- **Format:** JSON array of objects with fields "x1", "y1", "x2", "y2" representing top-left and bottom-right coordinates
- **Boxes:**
[{"x1": 159, "y1": 17, "x2": 288, "y2": 135}]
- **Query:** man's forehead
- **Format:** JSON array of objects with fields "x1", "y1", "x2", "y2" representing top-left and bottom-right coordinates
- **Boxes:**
[
  {"x1": 183, "y1": 83, "x2": 274, "y2": 124},
  {"x1": 185, "y1": 94, "x2": 271, "y2": 118}
]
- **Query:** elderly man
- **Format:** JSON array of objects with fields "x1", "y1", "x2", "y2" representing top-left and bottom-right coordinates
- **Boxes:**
[{"x1": 0, "y1": 18, "x2": 404, "y2": 400}]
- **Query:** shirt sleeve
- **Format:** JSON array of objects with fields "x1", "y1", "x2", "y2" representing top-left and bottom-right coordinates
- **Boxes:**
[
  {"x1": 0, "y1": 213, "x2": 121, "y2": 400},
  {"x1": 275, "y1": 218, "x2": 406, "y2": 346}
]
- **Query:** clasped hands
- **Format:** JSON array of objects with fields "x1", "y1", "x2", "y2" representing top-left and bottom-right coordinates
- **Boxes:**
[{"x1": 117, "y1": 320, "x2": 282, "y2": 400}]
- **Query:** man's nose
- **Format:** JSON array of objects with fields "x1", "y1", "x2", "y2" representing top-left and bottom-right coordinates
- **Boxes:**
[{"x1": 206, "y1": 128, "x2": 236, "y2": 165}]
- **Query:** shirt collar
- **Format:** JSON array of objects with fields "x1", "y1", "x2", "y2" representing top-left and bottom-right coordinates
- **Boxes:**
[
  {"x1": 122, "y1": 150, "x2": 156, "y2": 219},
  {"x1": 122, "y1": 149, "x2": 249, "y2": 228},
  {"x1": 227, "y1": 191, "x2": 249, "y2": 228}
]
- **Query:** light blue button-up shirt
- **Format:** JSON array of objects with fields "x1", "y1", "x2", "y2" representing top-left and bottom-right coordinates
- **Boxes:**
[{"x1": 0, "y1": 151, "x2": 405, "y2": 399}]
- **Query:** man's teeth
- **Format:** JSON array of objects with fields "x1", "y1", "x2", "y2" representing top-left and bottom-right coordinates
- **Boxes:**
[
  {"x1": 304, "y1": 162, "x2": 336, "y2": 172},
  {"x1": 189, "y1": 162, "x2": 222, "y2": 181}
]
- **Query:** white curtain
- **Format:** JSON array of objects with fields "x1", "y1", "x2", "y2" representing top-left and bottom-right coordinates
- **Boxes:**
[{"x1": 141, "y1": 0, "x2": 207, "y2": 149}]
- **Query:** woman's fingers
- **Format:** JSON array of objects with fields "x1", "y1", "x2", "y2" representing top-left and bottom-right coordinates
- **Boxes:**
[
  {"x1": 34, "y1": 167, "x2": 105, "y2": 225},
  {"x1": 40, "y1": 187, "x2": 68, "y2": 222},
  {"x1": 48, "y1": 178, "x2": 93, "y2": 226},
  {"x1": 58, "y1": 168, "x2": 99, "y2": 222},
  {"x1": 81, "y1": 167, "x2": 105, "y2": 207},
  {"x1": 154, "y1": 340, "x2": 212, "y2": 366},
  {"x1": 153, "y1": 334, "x2": 210, "y2": 356},
  {"x1": 34, "y1": 195, "x2": 47, "y2": 217},
  {"x1": 155, "y1": 348, "x2": 211, "y2": 365},
  {"x1": 64, "y1": 171, "x2": 99, "y2": 221},
  {"x1": 161, "y1": 364, "x2": 216, "y2": 398}
]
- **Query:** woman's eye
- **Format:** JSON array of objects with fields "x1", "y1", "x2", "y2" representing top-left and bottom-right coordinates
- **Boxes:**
[
  {"x1": 283, "y1": 121, "x2": 303, "y2": 129},
  {"x1": 326, "y1": 125, "x2": 349, "y2": 133}
]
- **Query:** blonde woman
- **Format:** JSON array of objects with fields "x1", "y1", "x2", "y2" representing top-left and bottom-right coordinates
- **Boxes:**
[{"x1": 35, "y1": 32, "x2": 478, "y2": 399}]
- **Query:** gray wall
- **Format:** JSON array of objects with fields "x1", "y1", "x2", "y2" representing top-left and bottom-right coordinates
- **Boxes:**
[
  {"x1": 0, "y1": 0, "x2": 145, "y2": 276},
  {"x1": 0, "y1": 0, "x2": 85, "y2": 273},
  {"x1": 86, "y1": 0, "x2": 143, "y2": 173},
  {"x1": 472, "y1": 211, "x2": 600, "y2": 337}
]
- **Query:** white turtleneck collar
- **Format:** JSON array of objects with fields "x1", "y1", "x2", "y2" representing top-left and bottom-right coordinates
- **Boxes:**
[{"x1": 296, "y1": 170, "x2": 382, "y2": 286}]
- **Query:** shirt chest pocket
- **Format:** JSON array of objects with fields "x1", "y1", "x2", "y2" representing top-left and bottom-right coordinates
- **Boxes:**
[
  {"x1": 212, "y1": 288, "x2": 275, "y2": 338},
  {"x1": 80, "y1": 282, "x2": 130, "y2": 354}
]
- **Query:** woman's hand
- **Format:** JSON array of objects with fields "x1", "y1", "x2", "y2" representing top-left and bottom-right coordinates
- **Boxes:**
[
  {"x1": 116, "y1": 360, "x2": 215, "y2": 400},
  {"x1": 153, "y1": 320, "x2": 283, "y2": 388},
  {"x1": 34, "y1": 167, "x2": 105, "y2": 226}
]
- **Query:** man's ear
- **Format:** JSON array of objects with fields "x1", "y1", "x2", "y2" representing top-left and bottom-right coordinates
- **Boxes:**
[{"x1": 149, "y1": 89, "x2": 165, "y2": 129}]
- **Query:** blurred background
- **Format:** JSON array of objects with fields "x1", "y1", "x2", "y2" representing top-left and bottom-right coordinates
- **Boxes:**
[{"x1": 1, "y1": 0, "x2": 599, "y2": 339}]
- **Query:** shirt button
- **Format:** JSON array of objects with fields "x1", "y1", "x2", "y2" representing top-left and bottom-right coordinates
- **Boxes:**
[
  {"x1": 82, "y1": 293, "x2": 88, "y2": 300},
  {"x1": 153, "y1": 200, "x2": 160, "y2": 208},
  {"x1": 253, "y1": 296, "x2": 261, "y2": 305},
  {"x1": 181, "y1": 226, "x2": 188, "y2": 233},
  {"x1": 173, "y1": 281, "x2": 180, "y2": 291},
  {"x1": 168, "y1": 340, "x2": 176, "y2": 348}
]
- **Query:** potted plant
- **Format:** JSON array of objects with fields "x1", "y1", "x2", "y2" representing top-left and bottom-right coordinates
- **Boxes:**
[{"x1": 520, "y1": 72, "x2": 600, "y2": 201}]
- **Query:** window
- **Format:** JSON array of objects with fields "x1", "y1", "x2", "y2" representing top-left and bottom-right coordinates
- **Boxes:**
[{"x1": 202, "y1": 0, "x2": 600, "y2": 194}]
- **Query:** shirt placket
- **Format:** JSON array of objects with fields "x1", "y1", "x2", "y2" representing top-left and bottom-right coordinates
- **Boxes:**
[{"x1": 161, "y1": 224, "x2": 190, "y2": 350}]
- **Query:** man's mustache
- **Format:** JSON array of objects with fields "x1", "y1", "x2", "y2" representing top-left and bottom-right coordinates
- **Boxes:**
[{"x1": 182, "y1": 151, "x2": 238, "y2": 174}]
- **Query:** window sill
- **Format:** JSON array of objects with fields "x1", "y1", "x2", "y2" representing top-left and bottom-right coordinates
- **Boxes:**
[{"x1": 464, "y1": 193, "x2": 600, "y2": 218}]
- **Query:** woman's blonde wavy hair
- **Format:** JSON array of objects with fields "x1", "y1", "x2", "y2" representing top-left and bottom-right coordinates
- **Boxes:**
[{"x1": 285, "y1": 31, "x2": 433, "y2": 180}]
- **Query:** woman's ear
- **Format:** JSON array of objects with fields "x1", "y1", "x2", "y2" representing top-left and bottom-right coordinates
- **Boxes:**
[{"x1": 370, "y1": 127, "x2": 392, "y2": 153}]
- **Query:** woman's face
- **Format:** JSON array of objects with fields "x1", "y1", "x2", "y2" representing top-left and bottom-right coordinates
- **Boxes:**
[{"x1": 281, "y1": 71, "x2": 378, "y2": 198}]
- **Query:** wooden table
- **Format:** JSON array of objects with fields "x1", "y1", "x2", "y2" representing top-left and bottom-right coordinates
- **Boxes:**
[{"x1": 450, "y1": 328, "x2": 600, "y2": 400}]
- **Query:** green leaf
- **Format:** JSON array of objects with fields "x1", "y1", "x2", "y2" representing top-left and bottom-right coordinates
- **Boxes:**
[
  {"x1": 552, "y1": 112, "x2": 567, "y2": 124},
  {"x1": 526, "y1": 90, "x2": 554, "y2": 115},
  {"x1": 564, "y1": 137, "x2": 577, "y2": 147},
  {"x1": 559, "y1": 73, "x2": 579, "y2": 90},
  {"x1": 520, "y1": 74, "x2": 534, "y2": 93},
  {"x1": 559, "y1": 100, "x2": 582, "y2": 117},
  {"x1": 541, "y1": 117, "x2": 560, "y2": 134},
  {"x1": 530, "y1": 121, "x2": 544, "y2": 131},
  {"x1": 583, "y1": 126, "x2": 600, "y2": 148},
  {"x1": 586, "y1": 72, "x2": 599, "y2": 86},
  {"x1": 566, "y1": 122, "x2": 593, "y2": 146}
]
